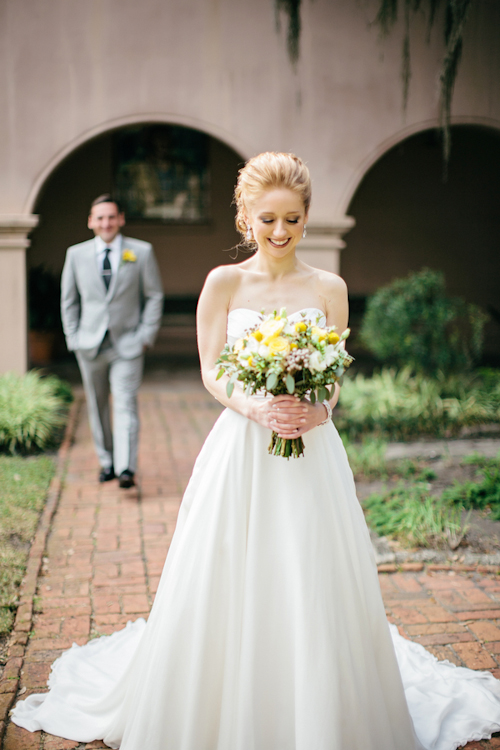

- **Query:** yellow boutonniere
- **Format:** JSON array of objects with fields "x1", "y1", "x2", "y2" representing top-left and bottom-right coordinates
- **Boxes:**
[{"x1": 122, "y1": 249, "x2": 137, "y2": 263}]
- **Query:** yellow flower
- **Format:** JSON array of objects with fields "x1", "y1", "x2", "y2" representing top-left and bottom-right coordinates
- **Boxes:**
[
  {"x1": 311, "y1": 326, "x2": 327, "y2": 341},
  {"x1": 268, "y1": 336, "x2": 290, "y2": 356},
  {"x1": 328, "y1": 331, "x2": 340, "y2": 344},
  {"x1": 247, "y1": 356, "x2": 254, "y2": 367},
  {"x1": 294, "y1": 321, "x2": 307, "y2": 333},
  {"x1": 253, "y1": 331, "x2": 263, "y2": 342},
  {"x1": 122, "y1": 249, "x2": 137, "y2": 263},
  {"x1": 259, "y1": 318, "x2": 285, "y2": 343}
]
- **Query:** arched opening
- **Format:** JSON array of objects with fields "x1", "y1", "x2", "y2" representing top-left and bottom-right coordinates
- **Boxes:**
[
  {"x1": 342, "y1": 125, "x2": 500, "y2": 362},
  {"x1": 27, "y1": 123, "x2": 244, "y2": 370}
]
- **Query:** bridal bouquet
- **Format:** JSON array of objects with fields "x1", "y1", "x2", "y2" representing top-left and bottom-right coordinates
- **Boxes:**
[{"x1": 216, "y1": 309, "x2": 353, "y2": 458}]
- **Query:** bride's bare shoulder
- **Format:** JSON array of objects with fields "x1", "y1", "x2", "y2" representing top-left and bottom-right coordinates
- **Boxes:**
[
  {"x1": 203, "y1": 263, "x2": 245, "y2": 289},
  {"x1": 307, "y1": 268, "x2": 348, "y2": 327},
  {"x1": 199, "y1": 263, "x2": 246, "y2": 308},
  {"x1": 309, "y1": 267, "x2": 348, "y2": 299}
]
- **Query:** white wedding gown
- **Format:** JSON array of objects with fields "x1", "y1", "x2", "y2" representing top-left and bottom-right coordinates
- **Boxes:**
[{"x1": 12, "y1": 309, "x2": 500, "y2": 749}]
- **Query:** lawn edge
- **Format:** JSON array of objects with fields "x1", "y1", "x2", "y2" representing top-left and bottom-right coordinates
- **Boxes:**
[{"x1": 0, "y1": 395, "x2": 82, "y2": 741}]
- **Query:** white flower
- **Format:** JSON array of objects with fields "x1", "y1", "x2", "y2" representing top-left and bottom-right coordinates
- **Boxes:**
[
  {"x1": 323, "y1": 344, "x2": 336, "y2": 367},
  {"x1": 246, "y1": 336, "x2": 260, "y2": 352},
  {"x1": 258, "y1": 344, "x2": 271, "y2": 358},
  {"x1": 308, "y1": 350, "x2": 327, "y2": 372}
]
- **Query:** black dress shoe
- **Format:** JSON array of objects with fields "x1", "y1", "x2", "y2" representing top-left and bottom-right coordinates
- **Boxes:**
[
  {"x1": 118, "y1": 470, "x2": 135, "y2": 489},
  {"x1": 99, "y1": 466, "x2": 115, "y2": 483}
]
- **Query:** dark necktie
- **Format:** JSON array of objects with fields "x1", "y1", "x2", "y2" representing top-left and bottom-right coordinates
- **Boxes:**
[{"x1": 102, "y1": 248, "x2": 112, "y2": 290}]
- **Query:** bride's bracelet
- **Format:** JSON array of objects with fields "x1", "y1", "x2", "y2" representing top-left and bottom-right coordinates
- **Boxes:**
[{"x1": 319, "y1": 400, "x2": 332, "y2": 426}]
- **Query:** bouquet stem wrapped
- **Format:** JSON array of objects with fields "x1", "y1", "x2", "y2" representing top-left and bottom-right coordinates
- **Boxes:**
[
  {"x1": 268, "y1": 431, "x2": 304, "y2": 459},
  {"x1": 216, "y1": 309, "x2": 353, "y2": 459}
]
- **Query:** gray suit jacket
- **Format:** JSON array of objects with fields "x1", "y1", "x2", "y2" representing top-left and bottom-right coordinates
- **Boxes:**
[{"x1": 61, "y1": 236, "x2": 164, "y2": 360}]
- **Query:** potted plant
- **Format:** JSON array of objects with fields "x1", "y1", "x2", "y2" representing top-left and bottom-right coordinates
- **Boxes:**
[{"x1": 28, "y1": 265, "x2": 62, "y2": 366}]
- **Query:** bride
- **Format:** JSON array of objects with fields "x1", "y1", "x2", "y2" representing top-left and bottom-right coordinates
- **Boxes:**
[{"x1": 12, "y1": 152, "x2": 500, "y2": 749}]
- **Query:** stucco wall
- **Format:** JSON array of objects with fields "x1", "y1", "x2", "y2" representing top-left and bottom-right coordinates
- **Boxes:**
[{"x1": 1, "y1": 0, "x2": 499, "y2": 220}]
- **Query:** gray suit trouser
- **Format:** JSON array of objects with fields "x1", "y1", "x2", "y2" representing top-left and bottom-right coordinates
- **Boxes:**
[{"x1": 76, "y1": 340, "x2": 144, "y2": 476}]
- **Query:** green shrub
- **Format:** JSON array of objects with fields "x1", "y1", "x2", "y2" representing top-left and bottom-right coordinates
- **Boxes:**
[
  {"x1": 337, "y1": 367, "x2": 499, "y2": 440},
  {"x1": 0, "y1": 371, "x2": 70, "y2": 453},
  {"x1": 360, "y1": 268, "x2": 488, "y2": 376},
  {"x1": 363, "y1": 483, "x2": 467, "y2": 549}
]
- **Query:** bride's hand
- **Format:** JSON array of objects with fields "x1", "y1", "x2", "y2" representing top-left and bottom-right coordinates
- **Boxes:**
[{"x1": 257, "y1": 394, "x2": 328, "y2": 438}]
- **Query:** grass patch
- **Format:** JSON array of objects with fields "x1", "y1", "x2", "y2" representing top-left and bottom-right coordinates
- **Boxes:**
[
  {"x1": 0, "y1": 455, "x2": 55, "y2": 635},
  {"x1": 363, "y1": 482, "x2": 468, "y2": 549},
  {"x1": 337, "y1": 367, "x2": 500, "y2": 440},
  {"x1": 340, "y1": 433, "x2": 435, "y2": 482},
  {"x1": 342, "y1": 435, "x2": 388, "y2": 479},
  {"x1": 343, "y1": 435, "x2": 497, "y2": 552},
  {"x1": 360, "y1": 451, "x2": 500, "y2": 550},
  {"x1": 442, "y1": 452, "x2": 500, "y2": 519}
]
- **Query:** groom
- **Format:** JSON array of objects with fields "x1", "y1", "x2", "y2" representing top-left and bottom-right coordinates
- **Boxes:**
[{"x1": 61, "y1": 194, "x2": 164, "y2": 487}]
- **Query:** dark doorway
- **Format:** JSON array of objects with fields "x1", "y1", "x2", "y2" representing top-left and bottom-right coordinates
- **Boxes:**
[{"x1": 343, "y1": 125, "x2": 500, "y2": 360}]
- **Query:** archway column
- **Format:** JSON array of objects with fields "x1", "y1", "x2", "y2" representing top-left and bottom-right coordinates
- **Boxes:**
[
  {"x1": 0, "y1": 215, "x2": 39, "y2": 374},
  {"x1": 296, "y1": 218, "x2": 355, "y2": 276}
]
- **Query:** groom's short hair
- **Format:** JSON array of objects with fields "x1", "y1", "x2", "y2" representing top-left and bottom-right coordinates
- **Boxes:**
[{"x1": 90, "y1": 194, "x2": 123, "y2": 214}]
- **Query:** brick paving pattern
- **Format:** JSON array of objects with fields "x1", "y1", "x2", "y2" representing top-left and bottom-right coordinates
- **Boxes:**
[{"x1": 2, "y1": 380, "x2": 500, "y2": 749}]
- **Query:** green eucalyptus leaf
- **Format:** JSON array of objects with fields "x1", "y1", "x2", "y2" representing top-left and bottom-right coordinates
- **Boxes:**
[
  {"x1": 226, "y1": 381, "x2": 235, "y2": 398},
  {"x1": 310, "y1": 390, "x2": 316, "y2": 405},
  {"x1": 216, "y1": 369, "x2": 224, "y2": 381},
  {"x1": 266, "y1": 372, "x2": 278, "y2": 391},
  {"x1": 318, "y1": 385, "x2": 328, "y2": 402},
  {"x1": 285, "y1": 373, "x2": 295, "y2": 394}
]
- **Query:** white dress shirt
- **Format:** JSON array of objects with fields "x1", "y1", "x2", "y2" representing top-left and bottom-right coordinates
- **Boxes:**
[{"x1": 95, "y1": 234, "x2": 122, "y2": 284}]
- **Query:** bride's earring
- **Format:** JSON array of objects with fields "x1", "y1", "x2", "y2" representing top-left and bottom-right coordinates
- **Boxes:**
[
  {"x1": 302, "y1": 224, "x2": 307, "y2": 239},
  {"x1": 246, "y1": 224, "x2": 253, "y2": 242}
]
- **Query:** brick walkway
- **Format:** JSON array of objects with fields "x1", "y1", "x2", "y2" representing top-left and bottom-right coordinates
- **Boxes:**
[{"x1": 3, "y1": 379, "x2": 500, "y2": 749}]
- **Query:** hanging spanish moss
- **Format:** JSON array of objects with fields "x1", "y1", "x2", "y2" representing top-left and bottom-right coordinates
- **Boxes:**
[
  {"x1": 275, "y1": 0, "x2": 302, "y2": 64},
  {"x1": 275, "y1": 0, "x2": 475, "y2": 160},
  {"x1": 374, "y1": 0, "x2": 474, "y2": 161},
  {"x1": 440, "y1": 0, "x2": 473, "y2": 160}
]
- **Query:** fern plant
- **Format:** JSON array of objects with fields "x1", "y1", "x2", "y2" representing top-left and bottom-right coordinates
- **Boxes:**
[
  {"x1": 0, "y1": 371, "x2": 69, "y2": 453},
  {"x1": 337, "y1": 367, "x2": 499, "y2": 440}
]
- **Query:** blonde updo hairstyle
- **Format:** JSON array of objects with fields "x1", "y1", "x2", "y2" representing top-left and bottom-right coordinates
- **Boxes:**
[{"x1": 234, "y1": 152, "x2": 311, "y2": 244}]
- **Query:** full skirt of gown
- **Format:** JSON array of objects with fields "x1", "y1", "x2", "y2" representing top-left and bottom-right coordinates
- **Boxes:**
[{"x1": 11, "y1": 409, "x2": 500, "y2": 749}]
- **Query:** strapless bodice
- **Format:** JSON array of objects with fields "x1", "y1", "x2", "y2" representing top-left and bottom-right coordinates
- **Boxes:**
[{"x1": 227, "y1": 307, "x2": 326, "y2": 347}]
